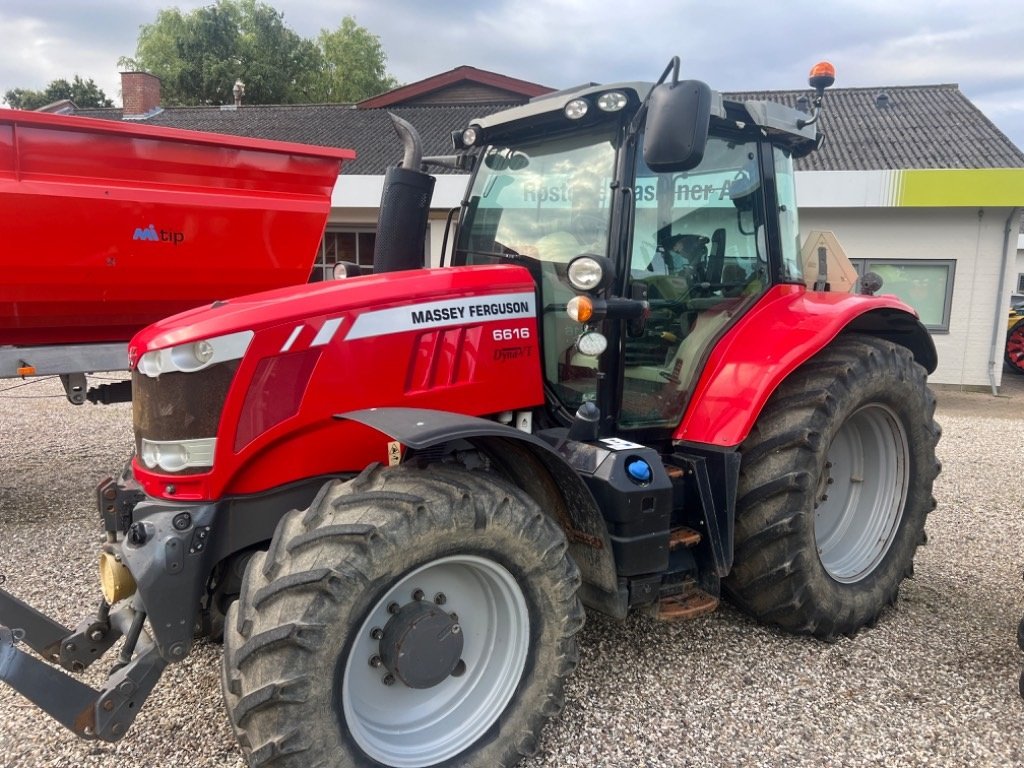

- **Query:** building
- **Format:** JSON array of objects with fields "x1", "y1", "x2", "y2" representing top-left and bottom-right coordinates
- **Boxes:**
[{"x1": 73, "y1": 68, "x2": 1024, "y2": 390}]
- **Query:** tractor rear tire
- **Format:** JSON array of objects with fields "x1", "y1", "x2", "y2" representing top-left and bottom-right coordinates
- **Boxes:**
[
  {"x1": 724, "y1": 334, "x2": 940, "y2": 639},
  {"x1": 222, "y1": 463, "x2": 583, "y2": 768},
  {"x1": 1005, "y1": 319, "x2": 1024, "y2": 375}
]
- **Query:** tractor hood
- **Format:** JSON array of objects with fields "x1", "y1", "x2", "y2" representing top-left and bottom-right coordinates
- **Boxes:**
[
  {"x1": 128, "y1": 263, "x2": 546, "y2": 501},
  {"x1": 129, "y1": 265, "x2": 535, "y2": 362}
]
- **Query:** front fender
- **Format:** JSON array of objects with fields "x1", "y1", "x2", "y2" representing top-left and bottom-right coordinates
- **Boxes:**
[
  {"x1": 336, "y1": 407, "x2": 619, "y2": 597},
  {"x1": 675, "y1": 285, "x2": 936, "y2": 447}
]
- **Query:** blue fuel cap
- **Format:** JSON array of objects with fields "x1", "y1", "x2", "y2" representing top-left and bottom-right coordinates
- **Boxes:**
[{"x1": 625, "y1": 458, "x2": 653, "y2": 484}]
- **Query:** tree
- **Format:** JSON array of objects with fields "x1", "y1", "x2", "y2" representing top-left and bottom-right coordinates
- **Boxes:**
[
  {"x1": 315, "y1": 17, "x2": 399, "y2": 102},
  {"x1": 118, "y1": 1, "x2": 397, "y2": 105},
  {"x1": 4, "y1": 76, "x2": 113, "y2": 110}
]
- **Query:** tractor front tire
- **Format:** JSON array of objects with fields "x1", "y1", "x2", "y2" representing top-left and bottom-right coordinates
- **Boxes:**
[
  {"x1": 222, "y1": 463, "x2": 583, "y2": 768},
  {"x1": 725, "y1": 335, "x2": 940, "y2": 639}
]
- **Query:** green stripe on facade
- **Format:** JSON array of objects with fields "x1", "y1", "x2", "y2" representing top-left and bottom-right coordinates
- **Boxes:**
[{"x1": 895, "y1": 169, "x2": 1024, "y2": 207}]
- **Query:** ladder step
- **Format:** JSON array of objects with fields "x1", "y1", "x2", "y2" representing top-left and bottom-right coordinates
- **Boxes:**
[
  {"x1": 657, "y1": 590, "x2": 719, "y2": 621},
  {"x1": 668, "y1": 527, "x2": 701, "y2": 549}
]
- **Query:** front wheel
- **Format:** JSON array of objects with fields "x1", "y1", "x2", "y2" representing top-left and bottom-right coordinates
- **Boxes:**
[
  {"x1": 725, "y1": 335, "x2": 940, "y2": 639},
  {"x1": 223, "y1": 463, "x2": 583, "y2": 768}
]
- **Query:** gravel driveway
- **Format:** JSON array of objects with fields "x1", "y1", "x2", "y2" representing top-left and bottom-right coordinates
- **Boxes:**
[{"x1": 0, "y1": 374, "x2": 1022, "y2": 767}]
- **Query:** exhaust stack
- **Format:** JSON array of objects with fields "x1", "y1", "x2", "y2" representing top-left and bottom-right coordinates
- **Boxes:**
[{"x1": 373, "y1": 114, "x2": 436, "y2": 274}]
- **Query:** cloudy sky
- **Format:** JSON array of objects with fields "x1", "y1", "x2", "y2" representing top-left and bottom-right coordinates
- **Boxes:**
[{"x1": 2, "y1": 0, "x2": 1023, "y2": 150}]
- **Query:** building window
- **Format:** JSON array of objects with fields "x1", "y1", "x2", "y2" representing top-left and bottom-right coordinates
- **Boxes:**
[
  {"x1": 850, "y1": 259, "x2": 956, "y2": 332},
  {"x1": 1017, "y1": 273, "x2": 1024, "y2": 294},
  {"x1": 315, "y1": 230, "x2": 376, "y2": 278}
]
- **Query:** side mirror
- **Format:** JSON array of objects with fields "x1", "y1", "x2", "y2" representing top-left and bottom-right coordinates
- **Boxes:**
[{"x1": 643, "y1": 79, "x2": 712, "y2": 173}]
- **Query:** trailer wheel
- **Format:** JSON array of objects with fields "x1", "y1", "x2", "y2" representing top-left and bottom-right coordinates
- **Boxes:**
[
  {"x1": 1005, "y1": 319, "x2": 1024, "y2": 375},
  {"x1": 724, "y1": 334, "x2": 940, "y2": 639},
  {"x1": 222, "y1": 463, "x2": 583, "y2": 768}
]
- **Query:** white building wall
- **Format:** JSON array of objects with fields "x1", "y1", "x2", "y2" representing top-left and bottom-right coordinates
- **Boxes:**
[{"x1": 799, "y1": 207, "x2": 1014, "y2": 388}]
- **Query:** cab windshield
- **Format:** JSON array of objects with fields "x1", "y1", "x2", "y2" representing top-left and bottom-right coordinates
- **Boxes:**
[{"x1": 455, "y1": 128, "x2": 618, "y2": 414}]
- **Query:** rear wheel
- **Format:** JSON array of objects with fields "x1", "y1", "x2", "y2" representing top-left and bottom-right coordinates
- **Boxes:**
[
  {"x1": 725, "y1": 335, "x2": 940, "y2": 639},
  {"x1": 1005, "y1": 319, "x2": 1024, "y2": 375},
  {"x1": 223, "y1": 463, "x2": 583, "y2": 768}
]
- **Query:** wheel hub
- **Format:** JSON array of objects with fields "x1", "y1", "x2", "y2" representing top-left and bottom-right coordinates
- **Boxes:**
[{"x1": 379, "y1": 600, "x2": 463, "y2": 689}]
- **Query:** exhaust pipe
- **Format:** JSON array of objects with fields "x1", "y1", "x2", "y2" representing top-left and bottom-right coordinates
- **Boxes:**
[{"x1": 373, "y1": 114, "x2": 436, "y2": 274}]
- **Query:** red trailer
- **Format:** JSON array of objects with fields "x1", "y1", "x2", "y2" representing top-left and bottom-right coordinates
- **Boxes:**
[{"x1": 0, "y1": 109, "x2": 353, "y2": 401}]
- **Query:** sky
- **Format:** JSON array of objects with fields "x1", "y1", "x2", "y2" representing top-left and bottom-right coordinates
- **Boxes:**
[{"x1": 2, "y1": 0, "x2": 1024, "y2": 151}]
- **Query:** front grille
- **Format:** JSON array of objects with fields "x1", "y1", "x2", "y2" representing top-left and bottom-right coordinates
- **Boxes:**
[{"x1": 133, "y1": 361, "x2": 239, "y2": 459}]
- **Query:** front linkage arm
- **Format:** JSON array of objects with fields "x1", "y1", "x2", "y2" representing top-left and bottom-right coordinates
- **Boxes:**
[{"x1": 0, "y1": 591, "x2": 167, "y2": 740}]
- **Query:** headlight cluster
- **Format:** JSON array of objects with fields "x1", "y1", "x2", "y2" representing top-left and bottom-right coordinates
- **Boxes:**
[
  {"x1": 136, "y1": 330, "x2": 254, "y2": 377},
  {"x1": 457, "y1": 90, "x2": 631, "y2": 148},
  {"x1": 566, "y1": 255, "x2": 615, "y2": 359}
]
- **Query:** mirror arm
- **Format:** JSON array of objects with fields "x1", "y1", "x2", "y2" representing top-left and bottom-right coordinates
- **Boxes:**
[
  {"x1": 629, "y1": 56, "x2": 682, "y2": 137},
  {"x1": 797, "y1": 92, "x2": 825, "y2": 129},
  {"x1": 657, "y1": 56, "x2": 681, "y2": 88}
]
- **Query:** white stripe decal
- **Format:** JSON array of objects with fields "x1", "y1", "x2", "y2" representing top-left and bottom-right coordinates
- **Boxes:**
[
  {"x1": 345, "y1": 292, "x2": 536, "y2": 341},
  {"x1": 280, "y1": 325, "x2": 303, "y2": 352},
  {"x1": 311, "y1": 317, "x2": 344, "y2": 346}
]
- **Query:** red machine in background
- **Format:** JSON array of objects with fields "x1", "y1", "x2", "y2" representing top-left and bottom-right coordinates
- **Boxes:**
[{"x1": 0, "y1": 109, "x2": 352, "y2": 402}]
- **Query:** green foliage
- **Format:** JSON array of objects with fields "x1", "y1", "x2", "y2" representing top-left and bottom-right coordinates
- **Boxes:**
[
  {"x1": 118, "y1": 1, "x2": 398, "y2": 105},
  {"x1": 3, "y1": 76, "x2": 113, "y2": 110},
  {"x1": 315, "y1": 17, "x2": 400, "y2": 102}
]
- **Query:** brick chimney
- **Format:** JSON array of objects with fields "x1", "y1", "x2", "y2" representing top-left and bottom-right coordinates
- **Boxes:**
[{"x1": 120, "y1": 72, "x2": 162, "y2": 117}]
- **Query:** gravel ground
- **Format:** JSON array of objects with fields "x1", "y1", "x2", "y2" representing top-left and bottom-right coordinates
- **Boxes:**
[{"x1": 0, "y1": 373, "x2": 1022, "y2": 768}]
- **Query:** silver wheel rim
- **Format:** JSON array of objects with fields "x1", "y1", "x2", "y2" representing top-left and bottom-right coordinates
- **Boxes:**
[
  {"x1": 342, "y1": 555, "x2": 530, "y2": 767},
  {"x1": 815, "y1": 404, "x2": 909, "y2": 583}
]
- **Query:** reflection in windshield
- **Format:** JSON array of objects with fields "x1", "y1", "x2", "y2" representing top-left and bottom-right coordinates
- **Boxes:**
[{"x1": 458, "y1": 130, "x2": 617, "y2": 265}]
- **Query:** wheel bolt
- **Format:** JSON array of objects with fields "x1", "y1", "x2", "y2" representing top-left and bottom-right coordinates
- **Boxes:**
[
  {"x1": 382, "y1": 674, "x2": 396, "y2": 686},
  {"x1": 451, "y1": 624, "x2": 461, "y2": 635},
  {"x1": 369, "y1": 655, "x2": 382, "y2": 668},
  {"x1": 449, "y1": 612, "x2": 459, "y2": 622},
  {"x1": 370, "y1": 627, "x2": 383, "y2": 640},
  {"x1": 387, "y1": 602, "x2": 401, "y2": 615},
  {"x1": 412, "y1": 589, "x2": 425, "y2": 601},
  {"x1": 433, "y1": 592, "x2": 447, "y2": 605}
]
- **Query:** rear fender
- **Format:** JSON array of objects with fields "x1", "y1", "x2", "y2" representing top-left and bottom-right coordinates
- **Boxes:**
[
  {"x1": 336, "y1": 408, "x2": 618, "y2": 597},
  {"x1": 675, "y1": 286, "x2": 936, "y2": 447}
]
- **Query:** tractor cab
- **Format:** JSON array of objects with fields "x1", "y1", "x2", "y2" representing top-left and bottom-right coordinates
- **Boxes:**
[{"x1": 451, "y1": 60, "x2": 826, "y2": 438}]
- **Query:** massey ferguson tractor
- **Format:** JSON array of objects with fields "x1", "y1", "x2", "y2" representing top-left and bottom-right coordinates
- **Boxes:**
[{"x1": 0, "y1": 60, "x2": 940, "y2": 767}]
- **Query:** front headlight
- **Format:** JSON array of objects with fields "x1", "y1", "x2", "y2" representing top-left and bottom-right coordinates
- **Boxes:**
[
  {"x1": 567, "y1": 257, "x2": 605, "y2": 292},
  {"x1": 140, "y1": 437, "x2": 217, "y2": 472},
  {"x1": 137, "y1": 330, "x2": 253, "y2": 377}
]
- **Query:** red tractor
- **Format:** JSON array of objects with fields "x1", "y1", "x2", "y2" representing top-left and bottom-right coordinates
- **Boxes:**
[{"x1": 0, "y1": 60, "x2": 939, "y2": 767}]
